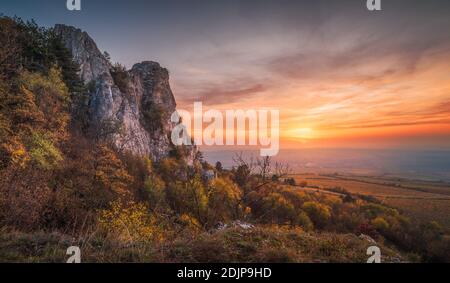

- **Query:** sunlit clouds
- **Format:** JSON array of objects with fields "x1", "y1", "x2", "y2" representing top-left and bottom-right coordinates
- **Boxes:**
[
  {"x1": 168, "y1": 1, "x2": 450, "y2": 149},
  {"x1": 4, "y1": 0, "x2": 449, "y2": 149}
]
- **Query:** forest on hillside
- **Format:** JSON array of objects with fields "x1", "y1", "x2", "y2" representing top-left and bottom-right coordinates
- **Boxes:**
[{"x1": 0, "y1": 17, "x2": 448, "y2": 263}]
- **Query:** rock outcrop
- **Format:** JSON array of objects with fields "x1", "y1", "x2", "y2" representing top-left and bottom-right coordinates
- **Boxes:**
[{"x1": 54, "y1": 24, "x2": 194, "y2": 161}]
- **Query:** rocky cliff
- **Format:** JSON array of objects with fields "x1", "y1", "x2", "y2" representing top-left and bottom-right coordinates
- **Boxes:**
[{"x1": 54, "y1": 24, "x2": 193, "y2": 161}]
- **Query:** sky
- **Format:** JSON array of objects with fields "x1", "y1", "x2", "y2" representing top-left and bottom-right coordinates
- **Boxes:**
[{"x1": 2, "y1": 0, "x2": 450, "y2": 150}]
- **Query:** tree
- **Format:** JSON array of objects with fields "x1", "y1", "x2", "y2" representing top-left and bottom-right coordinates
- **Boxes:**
[
  {"x1": 48, "y1": 31, "x2": 84, "y2": 93},
  {"x1": 92, "y1": 144, "x2": 134, "y2": 199},
  {"x1": 259, "y1": 192, "x2": 296, "y2": 224},
  {"x1": 207, "y1": 177, "x2": 242, "y2": 223},
  {"x1": 257, "y1": 156, "x2": 271, "y2": 181},
  {"x1": 233, "y1": 153, "x2": 291, "y2": 191},
  {"x1": 0, "y1": 17, "x2": 21, "y2": 79},
  {"x1": 234, "y1": 164, "x2": 251, "y2": 188},
  {"x1": 19, "y1": 66, "x2": 71, "y2": 140},
  {"x1": 215, "y1": 161, "x2": 223, "y2": 173}
]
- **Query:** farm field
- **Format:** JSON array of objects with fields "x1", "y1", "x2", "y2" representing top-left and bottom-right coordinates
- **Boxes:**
[{"x1": 290, "y1": 174, "x2": 450, "y2": 228}]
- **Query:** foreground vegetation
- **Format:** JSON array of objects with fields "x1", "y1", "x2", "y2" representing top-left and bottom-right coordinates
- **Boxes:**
[
  {"x1": 0, "y1": 17, "x2": 448, "y2": 262},
  {"x1": 0, "y1": 226, "x2": 405, "y2": 263}
]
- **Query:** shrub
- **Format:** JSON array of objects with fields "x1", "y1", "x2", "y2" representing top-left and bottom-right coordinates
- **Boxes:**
[
  {"x1": 259, "y1": 193, "x2": 296, "y2": 224},
  {"x1": 233, "y1": 164, "x2": 251, "y2": 188},
  {"x1": 215, "y1": 161, "x2": 223, "y2": 173},
  {"x1": 361, "y1": 203, "x2": 398, "y2": 218},
  {"x1": 141, "y1": 101, "x2": 165, "y2": 133},
  {"x1": 208, "y1": 177, "x2": 242, "y2": 223},
  {"x1": 298, "y1": 181, "x2": 307, "y2": 187},
  {"x1": 144, "y1": 175, "x2": 166, "y2": 210},
  {"x1": 98, "y1": 201, "x2": 157, "y2": 243},
  {"x1": 19, "y1": 66, "x2": 70, "y2": 139},
  {"x1": 29, "y1": 132, "x2": 63, "y2": 170},
  {"x1": 296, "y1": 212, "x2": 314, "y2": 231},
  {"x1": 1, "y1": 137, "x2": 29, "y2": 169},
  {"x1": 302, "y1": 201, "x2": 331, "y2": 229},
  {"x1": 283, "y1": 178, "x2": 297, "y2": 186},
  {"x1": 110, "y1": 63, "x2": 129, "y2": 92},
  {"x1": 371, "y1": 217, "x2": 390, "y2": 231}
]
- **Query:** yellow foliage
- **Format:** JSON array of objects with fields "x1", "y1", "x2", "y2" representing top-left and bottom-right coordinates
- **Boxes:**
[
  {"x1": 302, "y1": 201, "x2": 331, "y2": 228},
  {"x1": 20, "y1": 66, "x2": 69, "y2": 103},
  {"x1": 18, "y1": 66, "x2": 70, "y2": 140},
  {"x1": 2, "y1": 137, "x2": 29, "y2": 168},
  {"x1": 144, "y1": 174, "x2": 166, "y2": 208},
  {"x1": 179, "y1": 213, "x2": 202, "y2": 230},
  {"x1": 210, "y1": 177, "x2": 242, "y2": 201},
  {"x1": 142, "y1": 157, "x2": 153, "y2": 173},
  {"x1": 94, "y1": 145, "x2": 133, "y2": 197},
  {"x1": 14, "y1": 86, "x2": 45, "y2": 130},
  {"x1": 98, "y1": 201, "x2": 160, "y2": 243},
  {"x1": 29, "y1": 132, "x2": 63, "y2": 170}
]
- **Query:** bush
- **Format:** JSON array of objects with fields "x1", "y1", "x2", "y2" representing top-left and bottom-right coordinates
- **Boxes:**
[
  {"x1": 144, "y1": 175, "x2": 166, "y2": 210},
  {"x1": 302, "y1": 202, "x2": 331, "y2": 229},
  {"x1": 141, "y1": 102, "x2": 165, "y2": 133},
  {"x1": 29, "y1": 132, "x2": 63, "y2": 170},
  {"x1": 98, "y1": 200, "x2": 157, "y2": 243},
  {"x1": 110, "y1": 63, "x2": 129, "y2": 92},
  {"x1": 296, "y1": 212, "x2": 314, "y2": 231},
  {"x1": 283, "y1": 178, "x2": 297, "y2": 186},
  {"x1": 258, "y1": 193, "x2": 296, "y2": 224},
  {"x1": 208, "y1": 177, "x2": 242, "y2": 223},
  {"x1": 371, "y1": 217, "x2": 390, "y2": 231}
]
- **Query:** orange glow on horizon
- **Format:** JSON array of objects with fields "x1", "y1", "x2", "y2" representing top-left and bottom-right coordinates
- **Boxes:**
[{"x1": 178, "y1": 44, "x2": 450, "y2": 150}]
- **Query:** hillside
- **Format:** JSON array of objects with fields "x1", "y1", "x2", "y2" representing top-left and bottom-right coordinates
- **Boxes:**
[
  {"x1": 0, "y1": 17, "x2": 448, "y2": 263},
  {"x1": 289, "y1": 174, "x2": 450, "y2": 228}
]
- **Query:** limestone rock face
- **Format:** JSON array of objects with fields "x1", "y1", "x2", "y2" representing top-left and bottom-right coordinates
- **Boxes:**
[
  {"x1": 54, "y1": 24, "x2": 194, "y2": 161},
  {"x1": 54, "y1": 24, "x2": 111, "y2": 83}
]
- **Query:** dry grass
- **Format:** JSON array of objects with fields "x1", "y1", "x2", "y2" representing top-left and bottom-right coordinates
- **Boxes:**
[{"x1": 0, "y1": 227, "x2": 406, "y2": 263}]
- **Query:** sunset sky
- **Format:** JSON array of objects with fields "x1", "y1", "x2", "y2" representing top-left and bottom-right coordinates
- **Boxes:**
[{"x1": 3, "y1": 0, "x2": 450, "y2": 150}]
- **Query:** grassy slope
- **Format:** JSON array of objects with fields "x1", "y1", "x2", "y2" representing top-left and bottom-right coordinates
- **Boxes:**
[{"x1": 0, "y1": 227, "x2": 405, "y2": 263}]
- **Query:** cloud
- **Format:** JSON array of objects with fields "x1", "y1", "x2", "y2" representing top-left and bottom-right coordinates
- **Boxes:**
[
  {"x1": 265, "y1": 36, "x2": 448, "y2": 85},
  {"x1": 321, "y1": 118, "x2": 450, "y2": 130},
  {"x1": 178, "y1": 80, "x2": 270, "y2": 106},
  {"x1": 308, "y1": 98, "x2": 450, "y2": 131},
  {"x1": 431, "y1": 100, "x2": 450, "y2": 115}
]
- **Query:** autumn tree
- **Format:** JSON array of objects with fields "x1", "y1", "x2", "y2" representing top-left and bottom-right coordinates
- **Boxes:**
[{"x1": 207, "y1": 177, "x2": 243, "y2": 223}]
